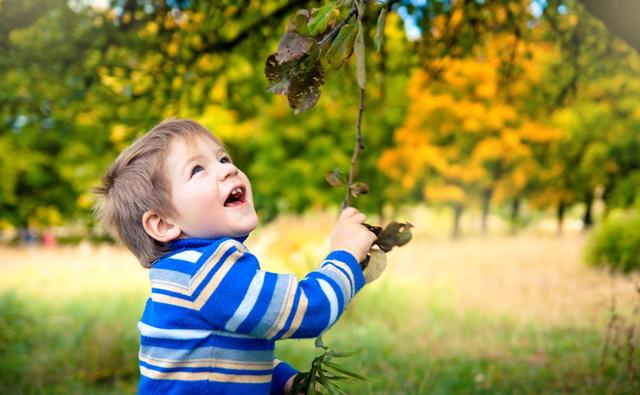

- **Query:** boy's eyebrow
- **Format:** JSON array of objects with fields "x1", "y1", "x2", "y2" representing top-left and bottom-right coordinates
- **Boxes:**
[
  {"x1": 183, "y1": 154, "x2": 206, "y2": 166},
  {"x1": 181, "y1": 149, "x2": 229, "y2": 170}
]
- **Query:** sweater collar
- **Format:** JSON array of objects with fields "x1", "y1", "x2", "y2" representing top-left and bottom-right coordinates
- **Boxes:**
[{"x1": 168, "y1": 235, "x2": 248, "y2": 251}]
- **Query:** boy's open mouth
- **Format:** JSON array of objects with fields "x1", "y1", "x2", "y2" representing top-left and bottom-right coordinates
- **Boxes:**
[{"x1": 224, "y1": 186, "x2": 246, "y2": 207}]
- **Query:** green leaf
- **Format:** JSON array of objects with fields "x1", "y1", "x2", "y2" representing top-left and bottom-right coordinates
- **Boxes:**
[
  {"x1": 316, "y1": 375, "x2": 345, "y2": 395},
  {"x1": 315, "y1": 335, "x2": 327, "y2": 349},
  {"x1": 330, "y1": 349, "x2": 360, "y2": 358},
  {"x1": 309, "y1": 2, "x2": 337, "y2": 36},
  {"x1": 324, "y1": 361, "x2": 367, "y2": 380},
  {"x1": 354, "y1": 18, "x2": 366, "y2": 90},
  {"x1": 337, "y1": 0, "x2": 354, "y2": 8},
  {"x1": 276, "y1": 31, "x2": 316, "y2": 63},
  {"x1": 308, "y1": 382, "x2": 318, "y2": 395},
  {"x1": 325, "y1": 18, "x2": 357, "y2": 68},
  {"x1": 375, "y1": 7, "x2": 387, "y2": 53},
  {"x1": 287, "y1": 9, "x2": 311, "y2": 36},
  {"x1": 291, "y1": 372, "x2": 311, "y2": 394}
]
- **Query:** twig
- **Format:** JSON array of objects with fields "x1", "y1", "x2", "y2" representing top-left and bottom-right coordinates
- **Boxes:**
[
  {"x1": 342, "y1": 87, "x2": 366, "y2": 210},
  {"x1": 318, "y1": 8, "x2": 358, "y2": 47}
]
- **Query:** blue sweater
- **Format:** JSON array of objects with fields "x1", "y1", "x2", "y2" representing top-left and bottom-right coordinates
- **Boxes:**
[{"x1": 138, "y1": 237, "x2": 365, "y2": 395}]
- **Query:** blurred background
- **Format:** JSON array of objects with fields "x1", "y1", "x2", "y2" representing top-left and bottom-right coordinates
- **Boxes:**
[{"x1": 1, "y1": 0, "x2": 639, "y2": 394}]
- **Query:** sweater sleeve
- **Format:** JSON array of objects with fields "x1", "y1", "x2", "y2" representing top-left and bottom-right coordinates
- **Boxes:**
[
  {"x1": 191, "y1": 240, "x2": 365, "y2": 339},
  {"x1": 270, "y1": 359, "x2": 298, "y2": 395}
]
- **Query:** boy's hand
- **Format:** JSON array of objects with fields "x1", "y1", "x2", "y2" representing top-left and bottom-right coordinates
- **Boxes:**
[{"x1": 330, "y1": 207, "x2": 377, "y2": 263}]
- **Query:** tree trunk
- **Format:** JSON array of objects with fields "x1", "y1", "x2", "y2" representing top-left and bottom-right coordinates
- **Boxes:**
[
  {"x1": 510, "y1": 197, "x2": 521, "y2": 235},
  {"x1": 481, "y1": 188, "x2": 493, "y2": 234},
  {"x1": 452, "y1": 203, "x2": 464, "y2": 239},
  {"x1": 557, "y1": 200, "x2": 565, "y2": 236},
  {"x1": 583, "y1": 192, "x2": 594, "y2": 229}
]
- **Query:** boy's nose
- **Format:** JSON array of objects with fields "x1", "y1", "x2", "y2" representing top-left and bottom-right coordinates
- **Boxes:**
[{"x1": 219, "y1": 163, "x2": 239, "y2": 181}]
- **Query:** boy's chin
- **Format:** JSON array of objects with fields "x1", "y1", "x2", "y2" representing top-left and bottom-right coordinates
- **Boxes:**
[{"x1": 235, "y1": 214, "x2": 258, "y2": 236}]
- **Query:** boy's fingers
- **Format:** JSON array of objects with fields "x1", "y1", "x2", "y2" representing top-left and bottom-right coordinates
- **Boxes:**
[
  {"x1": 340, "y1": 207, "x2": 358, "y2": 218},
  {"x1": 352, "y1": 213, "x2": 367, "y2": 223}
]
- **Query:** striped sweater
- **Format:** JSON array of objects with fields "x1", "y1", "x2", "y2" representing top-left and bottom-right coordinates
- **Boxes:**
[{"x1": 138, "y1": 237, "x2": 365, "y2": 395}]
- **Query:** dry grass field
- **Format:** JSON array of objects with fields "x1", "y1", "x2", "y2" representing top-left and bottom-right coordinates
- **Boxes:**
[{"x1": 1, "y1": 211, "x2": 639, "y2": 394}]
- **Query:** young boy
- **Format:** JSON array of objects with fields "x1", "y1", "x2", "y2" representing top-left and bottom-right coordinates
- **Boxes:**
[{"x1": 95, "y1": 119, "x2": 381, "y2": 395}]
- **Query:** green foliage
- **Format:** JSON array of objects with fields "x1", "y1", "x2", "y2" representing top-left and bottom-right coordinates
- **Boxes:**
[
  {"x1": 0, "y1": 292, "x2": 140, "y2": 394},
  {"x1": 0, "y1": 0, "x2": 639, "y2": 237},
  {"x1": 586, "y1": 210, "x2": 640, "y2": 273},
  {"x1": 291, "y1": 336, "x2": 365, "y2": 395}
]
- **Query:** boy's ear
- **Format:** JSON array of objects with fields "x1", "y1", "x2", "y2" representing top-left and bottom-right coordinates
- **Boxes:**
[{"x1": 142, "y1": 210, "x2": 181, "y2": 243}]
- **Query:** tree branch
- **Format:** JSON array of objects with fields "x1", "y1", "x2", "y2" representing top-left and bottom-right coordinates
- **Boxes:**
[{"x1": 342, "y1": 88, "x2": 366, "y2": 210}]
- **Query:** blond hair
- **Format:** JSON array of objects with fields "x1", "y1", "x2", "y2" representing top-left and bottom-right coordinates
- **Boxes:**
[{"x1": 94, "y1": 119, "x2": 221, "y2": 267}]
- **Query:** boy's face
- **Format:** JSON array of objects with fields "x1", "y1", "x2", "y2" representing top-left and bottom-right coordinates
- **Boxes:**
[{"x1": 165, "y1": 135, "x2": 258, "y2": 239}]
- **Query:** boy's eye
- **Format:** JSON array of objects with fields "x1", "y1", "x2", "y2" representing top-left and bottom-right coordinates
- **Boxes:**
[
  {"x1": 190, "y1": 165, "x2": 204, "y2": 177},
  {"x1": 220, "y1": 155, "x2": 232, "y2": 164}
]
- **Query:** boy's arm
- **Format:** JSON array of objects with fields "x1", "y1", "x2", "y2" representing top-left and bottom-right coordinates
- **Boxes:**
[
  {"x1": 193, "y1": 240, "x2": 365, "y2": 339},
  {"x1": 271, "y1": 359, "x2": 298, "y2": 395}
]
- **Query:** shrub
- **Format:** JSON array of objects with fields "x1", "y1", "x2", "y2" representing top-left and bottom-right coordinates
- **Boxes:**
[{"x1": 586, "y1": 209, "x2": 640, "y2": 273}]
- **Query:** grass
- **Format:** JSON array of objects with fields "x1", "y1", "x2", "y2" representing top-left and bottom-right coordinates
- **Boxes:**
[{"x1": 1, "y1": 211, "x2": 639, "y2": 394}]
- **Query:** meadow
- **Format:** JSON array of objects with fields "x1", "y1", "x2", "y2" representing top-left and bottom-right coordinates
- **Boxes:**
[{"x1": 1, "y1": 210, "x2": 639, "y2": 394}]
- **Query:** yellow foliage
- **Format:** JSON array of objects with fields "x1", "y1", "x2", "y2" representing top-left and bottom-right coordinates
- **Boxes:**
[
  {"x1": 502, "y1": 129, "x2": 520, "y2": 148},
  {"x1": 475, "y1": 82, "x2": 496, "y2": 99},
  {"x1": 131, "y1": 70, "x2": 153, "y2": 95},
  {"x1": 472, "y1": 138, "x2": 503, "y2": 162},
  {"x1": 519, "y1": 121, "x2": 563, "y2": 143},
  {"x1": 420, "y1": 144, "x2": 449, "y2": 172},
  {"x1": 193, "y1": 105, "x2": 262, "y2": 143},
  {"x1": 110, "y1": 125, "x2": 128, "y2": 144},
  {"x1": 191, "y1": 12, "x2": 205, "y2": 24},
  {"x1": 384, "y1": 30, "x2": 564, "y2": 203},
  {"x1": 32, "y1": 206, "x2": 63, "y2": 227},
  {"x1": 494, "y1": 7, "x2": 507, "y2": 24},
  {"x1": 395, "y1": 126, "x2": 430, "y2": 146},
  {"x1": 209, "y1": 79, "x2": 227, "y2": 102},
  {"x1": 432, "y1": 15, "x2": 447, "y2": 38},
  {"x1": 449, "y1": 8, "x2": 464, "y2": 29},
  {"x1": 383, "y1": 12, "x2": 405, "y2": 42},
  {"x1": 446, "y1": 163, "x2": 485, "y2": 183},
  {"x1": 166, "y1": 38, "x2": 180, "y2": 57},
  {"x1": 512, "y1": 167, "x2": 528, "y2": 189},
  {"x1": 424, "y1": 184, "x2": 466, "y2": 203},
  {"x1": 402, "y1": 174, "x2": 416, "y2": 189},
  {"x1": 463, "y1": 117, "x2": 481, "y2": 132},
  {"x1": 77, "y1": 193, "x2": 94, "y2": 210},
  {"x1": 146, "y1": 21, "x2": 158, "y2": 35},
  {"x1": 99, "y1": 73, "x2": 123, "y2": 95},
  {"x1": 191, "y1": 35, "x2": 204, "y2": 50},
  {"x1": 171, "y1": 75, "x2": 183, "y2": 90},
  {"x1": 76, "y1": 111, "x2": 97, "y2": 127},
  {"x1": 197, "y1": 54, "x2": 224, "y2": 73}
]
